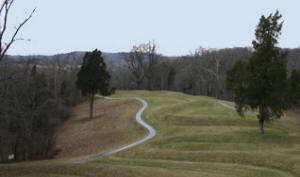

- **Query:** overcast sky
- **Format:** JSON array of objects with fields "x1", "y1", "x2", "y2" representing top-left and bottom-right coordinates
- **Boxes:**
[{"x1": 6, "y1": 0, "x2": 300, "y2": 56}]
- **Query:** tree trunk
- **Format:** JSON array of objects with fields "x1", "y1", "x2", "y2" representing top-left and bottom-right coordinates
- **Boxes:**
[
  {"x1": 0, "y1": 138, "x2": 4, "y2": 163},
  {"x1": 259, "y1": 119, "x2": 264, "y2": 134},
  {"x1": 147, "y1": 77, "x2": 152, "y2": 90},
  {"x1": 161, "y1": 76, "x2": 164, "y2": 90},
  {"x1": 13, "y1": 136, "x2": 19, "y2": 161},
  {"x1": 137, "y1": 80, "x2": 142, "y2": 90},
  {"x1": 89, "y1": 94, "x2": 94, "y2": 118},
  {"x1": 258, "y1": 104, "x2": 266, "y2": 134}
]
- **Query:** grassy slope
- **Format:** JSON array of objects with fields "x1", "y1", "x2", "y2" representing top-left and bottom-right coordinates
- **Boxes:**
[
  {"x1": 1, "y1": 91, "x2": 300, "y2": 177},
  {"x1": 54, "y1": 98, "x2": 147, "y2": 160}
]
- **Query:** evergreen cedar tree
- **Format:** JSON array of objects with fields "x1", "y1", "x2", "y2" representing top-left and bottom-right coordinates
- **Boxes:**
[
  {"x1": 76, "y1": 49, "x2": 113, "y2": 118},
  {"x1": 288, "y1": 70, "x2": 300, "y2": 106},
  {"x1": 226, "y1": 11, "x2": 299, "y2": 134}
]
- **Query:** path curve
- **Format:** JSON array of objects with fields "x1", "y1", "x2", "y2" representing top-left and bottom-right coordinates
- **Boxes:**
[
  {"x1": 216, "y1": 100, "x2": 256, "y2": 116},
  {"x1": 73, "y1": 97, "x2": 156, "y2": 164},
  {"x1": 215, "y1": 100, "x2": 281, "y2": 122}
]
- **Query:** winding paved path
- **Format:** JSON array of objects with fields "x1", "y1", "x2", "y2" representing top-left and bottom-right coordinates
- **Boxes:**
[
  {"x1": 73, "y1": 97, "x2": 156, "y2": 164},
  {"x1": 216, "y1": 100, "x2": 256, "y2": 116},
  {"x1": 72, "y1": 96, "x2": 253, "y2": 164}
]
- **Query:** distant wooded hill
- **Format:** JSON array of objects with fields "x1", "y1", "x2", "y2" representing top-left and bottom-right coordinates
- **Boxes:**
[
  {"x1": 5, "y1": 52, "x2": 125, "y2": 65},
  {"x1": 5, "y1": 51, "x2": 179, "y2": 66},
  {"x1": 5, "y1": 47, "x2": 300, "y2": 68}
]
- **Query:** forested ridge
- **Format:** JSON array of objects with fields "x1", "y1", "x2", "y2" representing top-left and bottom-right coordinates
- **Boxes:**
[{"x1": 5, "y1": 46, "x2": 300, "y2": 101}]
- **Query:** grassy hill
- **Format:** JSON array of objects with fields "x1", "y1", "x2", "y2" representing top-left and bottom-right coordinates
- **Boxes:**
[
  {"x1": 1, "y1": 91, "x2": 300, "y2": 177},
  {"x1": 54, "y1": 98, "x2": 147, "y2": 160}
]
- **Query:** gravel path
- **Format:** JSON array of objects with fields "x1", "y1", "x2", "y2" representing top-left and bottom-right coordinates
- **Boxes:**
[{"x1": 73, "y1": 97, "x2": 156, "y2": 164}]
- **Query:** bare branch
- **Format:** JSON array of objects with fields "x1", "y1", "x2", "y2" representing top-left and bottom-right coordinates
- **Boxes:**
[
  {"x1": 14, "y1": 38, "x2": 31, "y2": 42},
  {"x1": 0, "y1": 0, "x2": 8, "y2": 15},
  {"x1": 0, "y1": 1, "x2": 9, "y2": 39},
  {"x1": 199, "y1": 65, "x2": 218, "y2": 78},
  {"x1": 0, "y1": 0, "x2": 14, "y2": 37},
  {"x1": 0, "y1": 7, "x2": 35, "y2": 62}
]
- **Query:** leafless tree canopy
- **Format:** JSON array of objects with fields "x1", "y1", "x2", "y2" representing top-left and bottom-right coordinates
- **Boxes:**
[
  {"x1": 0, "y1": 56, "x2": 83, "y2": 163},
  {"x1": 112, "y1": 45, "x2": 256, "y2": 99},
  {"x1": 0, "y1": 0, "x2": 35, "y2": 62},
  {"x1": 124, "y1": 41, "x2": 164, "y2": 90}
]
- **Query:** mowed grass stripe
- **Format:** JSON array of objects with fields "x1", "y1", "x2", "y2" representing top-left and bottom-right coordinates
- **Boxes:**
[
  {"x1": 95, "y1": 156, "x2": 295, "y2": 177},
  {"x1": 93, "y1": 91, "x2": 300, "y2": 177},
  {"x1": 1, "y1": 91, "x2": 300, "y2": 177}
]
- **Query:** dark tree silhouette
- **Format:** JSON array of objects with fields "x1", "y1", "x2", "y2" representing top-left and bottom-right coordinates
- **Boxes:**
[
  {"x1": 76, "y1": 49, "x2": 112, "y2": 118},
  {"x1": 288, "y1": 70, "x2": 300, "y2": 107},
  {"x1": 226, "y1": 11, "x2": 295, "y2": 134}
]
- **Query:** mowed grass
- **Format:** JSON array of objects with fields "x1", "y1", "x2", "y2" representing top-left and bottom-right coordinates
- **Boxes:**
[{"x1": 1, "y1": 91, "x2": 300, "y2": 177}]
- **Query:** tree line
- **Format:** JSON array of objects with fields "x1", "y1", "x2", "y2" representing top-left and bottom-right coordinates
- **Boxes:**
[
  {"x1": 0, "y1": 58, "x2": 83, "y2": 162},
  {"x1": 110, "y1": 45, "x2": 300, "y2": 101}
]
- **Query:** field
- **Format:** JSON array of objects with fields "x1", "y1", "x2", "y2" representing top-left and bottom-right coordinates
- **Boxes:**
[{"x1": 1, "y1": 91, "x2": 300, "y2": 177}]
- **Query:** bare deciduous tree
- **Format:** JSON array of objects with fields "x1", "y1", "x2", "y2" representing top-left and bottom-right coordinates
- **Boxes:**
[
  {"x1": 0, "y1": 0, "x2": 35, "y2": 62},
  {"x1": 124, "y1": 41, "x2": 161, "y2": 90},
  {"x1": 125, "y1": 46, "x2": 146, "y2": 89},
  {"x1": 143, "y1": 41, "x2": 160, "y2": 90}
]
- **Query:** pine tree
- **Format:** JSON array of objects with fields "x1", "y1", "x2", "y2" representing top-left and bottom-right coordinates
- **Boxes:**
[
  {"x1": 76, "y1": 49, "x2": 112, "y2": 118},
  {"x1": 226, "y1": 11, "x2": 293, "y2": 134}
]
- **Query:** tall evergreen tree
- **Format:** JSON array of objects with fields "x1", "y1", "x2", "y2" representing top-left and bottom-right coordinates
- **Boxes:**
[
  {"x1": 288, "y1": 70, "x2": 300, "y2": 106},
  {"x1": 226, "y1": 11, "x2": 294, "y2": 134},
  {"x1": 76, "y1": 49, "x2": 112, "y2": 118}
]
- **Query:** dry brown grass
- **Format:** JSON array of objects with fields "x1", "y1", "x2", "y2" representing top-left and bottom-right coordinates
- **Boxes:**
[{"x1": 54, "y1": 98, "x2": 147, "y2": 159}]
